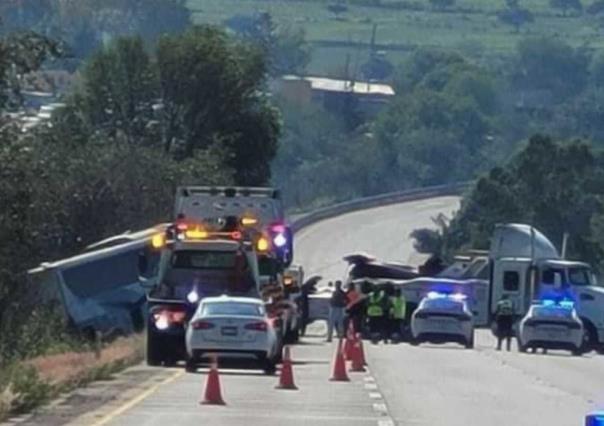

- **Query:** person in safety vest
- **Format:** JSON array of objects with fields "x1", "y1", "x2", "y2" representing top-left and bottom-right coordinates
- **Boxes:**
[
  {"x1": 495, "y1": 295, "x2": 515, "y2": 351},
  {"x1": 367, "y1": 289, "x2": 388, "y2": 343},
  {"x1": 389, "y1": 288, "x2": 407, "y2": 341}
]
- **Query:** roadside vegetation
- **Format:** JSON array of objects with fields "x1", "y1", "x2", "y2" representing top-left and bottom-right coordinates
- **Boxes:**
[
  {"x1": 0, "y1": 5, "x2": 280, "y2": 419},
  {"x1": 4, "y1": 0, "x2": 604, "y2": 419}
]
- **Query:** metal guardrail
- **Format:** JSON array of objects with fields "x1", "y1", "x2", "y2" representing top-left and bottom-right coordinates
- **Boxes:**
[{"x1": 289, "y1": 181, "x2": 472, "y2": 233}]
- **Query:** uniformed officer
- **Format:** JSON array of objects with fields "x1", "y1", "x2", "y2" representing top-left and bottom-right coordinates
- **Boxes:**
[
  {"x1": 495, "y1": 295, "x2": 515, "y2": 351},
  {"x1": 367, "y1": 289, "x2": 386, "y2": 343},
  {"x1": 389, "y1": 288, "x2": 407, "y2": 341}
]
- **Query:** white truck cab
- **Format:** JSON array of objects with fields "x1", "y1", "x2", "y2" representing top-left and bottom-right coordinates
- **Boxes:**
[{"x1": 486, "y1": 224, "x2": 604, "y2": 352}]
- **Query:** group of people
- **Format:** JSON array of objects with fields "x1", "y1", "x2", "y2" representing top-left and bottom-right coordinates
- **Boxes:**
[{"x1": 327, "y1": 281, "x2": 407, "y2": 343}]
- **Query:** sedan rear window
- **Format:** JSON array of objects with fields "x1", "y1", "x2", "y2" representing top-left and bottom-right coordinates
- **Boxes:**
[
  {"x1": 533, "y1": 306, "x2": 573, "y2": 318},
  {"x1": 202, "y1": 302, "x2": 264, "y2": 317}
]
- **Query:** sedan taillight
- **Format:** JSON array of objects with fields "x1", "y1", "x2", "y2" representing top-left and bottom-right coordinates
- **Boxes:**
[
  {"x1": 245, "y1": 321, "x2": 268, "y2": 332},
  {"x1": 191, "y1": 320, "x2": 215, "y2": 330}
]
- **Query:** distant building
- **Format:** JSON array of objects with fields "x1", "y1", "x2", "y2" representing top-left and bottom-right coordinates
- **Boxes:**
[{"x1": 272, "y1": 75, "x2": 395, "y2": 116}]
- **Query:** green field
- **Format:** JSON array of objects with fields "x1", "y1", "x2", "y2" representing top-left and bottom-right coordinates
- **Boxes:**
[{"x1": 186, "y1": 0, "x2": 604, "y2": 75}]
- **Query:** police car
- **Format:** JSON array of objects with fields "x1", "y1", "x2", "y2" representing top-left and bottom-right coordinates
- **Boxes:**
[
  {"x1": 410, "y1": 292, "x2": 474, "y2": 348},
  {"x1": 185, "y1": 296, "x2": 280, "y2": 374},
  {"x1": 517, "y1": 299, "x2": 583, "y2": 355}
]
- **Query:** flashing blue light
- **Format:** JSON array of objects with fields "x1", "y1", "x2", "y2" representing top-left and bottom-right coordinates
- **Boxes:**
[
  {"x1": 542, "y1": 299, "x2": 556, "y2": 307},
  {"x1": 427, "y1": 291, "x2": 444, "y2": 299},
  {"x1": 450, "y1": 293, "x2": 467, "y2": 301},
  {"x1": 559, "y1": 300, "x2": 575, "y2": 309},
  {"x1": 585, "y1": 412, "x2": 604, "y2": 426}
]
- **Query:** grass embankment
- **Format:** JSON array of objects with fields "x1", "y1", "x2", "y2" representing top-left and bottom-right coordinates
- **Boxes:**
[
  {"x1": 187, "y1": 0, "x2": 604, "y2": 74},
  {"x1": 0, "y1": 335, "x2": 144, "y2": 422}
]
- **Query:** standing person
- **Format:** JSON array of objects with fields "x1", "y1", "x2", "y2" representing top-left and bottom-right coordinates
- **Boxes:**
[
  {"x1": 366, "y1": 288, "x2": 386, "y2": 343},
  {"x1": 345, "y1": 282, "x2": 361, "y2": 332},
  {"x1": 327, "y1": 281, "x2": 347, "y2": 342},
  {"x1": 389, "y1": 288, "x2": 407, "y2": 342},
  {"x1": 495, "y1": 295, "x2": 515, "y2": 351}
]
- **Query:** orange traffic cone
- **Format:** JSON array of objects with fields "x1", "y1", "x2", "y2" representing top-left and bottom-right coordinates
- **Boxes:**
[
  {"x1": 350, "y1": 335, "x2": 366, "y2": 372},
  {"x1": 357, "y1": 333, "x2": 367, "y2": 366},
  {"x1": 343, "y1": 322, "x2": 356, "y2": 360},
  {"x1": 200, "y1": 355, "x2": 225, "y2": 405},
  {"x1": 330, "y1": 338, "x2": 350, "y2": 382},
  {"x1": 276, "y1": 346, "x2": 298, "y2": 390}
]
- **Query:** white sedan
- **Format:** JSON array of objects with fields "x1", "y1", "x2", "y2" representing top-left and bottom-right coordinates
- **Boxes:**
[
  {"x1": 185, "y1": 296, "x2": 280, "y2": 373},
  {"x1": 517, "y1": 300, "x2": 583, "y2": 355},
  {"x1": 410, "y1": 292, "x2": 474, "y2": 349}
]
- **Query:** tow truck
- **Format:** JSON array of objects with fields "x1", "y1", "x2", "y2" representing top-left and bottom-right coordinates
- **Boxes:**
[
  {"x1": 139, "y1": 216, "x2": 265, "y2": 366},
  {"x1": 173, "y1": 186, "x2": 299, "y2": 343}
]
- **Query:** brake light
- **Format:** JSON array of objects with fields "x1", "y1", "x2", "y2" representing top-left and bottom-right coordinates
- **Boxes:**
[
  {"x1": 245, "y1": 321, "x2": 268, "y2": 332},
  {"x1": 152, "y1": 308, "x2": 186, "y2": 329},
  {"x1": 191, "y1": 320, "x2": 215, "y2": 330},
  {"x1": 231, "y1": 231, "x2": 242, "y2": 240}
]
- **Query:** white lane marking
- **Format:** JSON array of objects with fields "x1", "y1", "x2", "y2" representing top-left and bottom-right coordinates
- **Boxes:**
[
  {"x1": 365, "y1": 382, "x2": 378, "y2": 390},
  {"x1": 369, "y1": 392, "x2": 383, "y2": 399},
  {"x1": 373, "y1": 403, "x2": 388, "y2": 413},
  {"x1": 377, "y1": 418, "x2": 395, "y2": 426}
]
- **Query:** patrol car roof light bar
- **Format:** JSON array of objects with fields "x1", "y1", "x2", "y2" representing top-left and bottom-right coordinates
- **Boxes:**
[{"x1": 176, "y1": 186, "x2": 281, "y2": 199}]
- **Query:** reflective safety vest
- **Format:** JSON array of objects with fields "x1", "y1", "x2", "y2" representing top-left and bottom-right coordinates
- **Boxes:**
[
  {"x1": 390, "y1": 296, "x2": 406, "y2": 319},
  {"x1": 496, "y1": 299, "x2": 514, "y2": 316},
  {"x1": 367, "y1": 293, "x2": 384, "y2": 317}
]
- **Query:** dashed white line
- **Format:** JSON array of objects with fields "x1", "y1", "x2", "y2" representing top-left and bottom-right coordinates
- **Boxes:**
[{"x1": 369, "y1": 392, "x2": 383, "y2": 399}]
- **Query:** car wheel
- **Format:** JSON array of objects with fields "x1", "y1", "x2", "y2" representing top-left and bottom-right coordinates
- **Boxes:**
[
  {"x1": 263, "y1": 359, "x2": 277, "y2": 375},
  {"x1": 185, "y1": 357, "x2": 196, "y2": 373},
  {"x1": 465, "y1": 338, "x2": 474, "y2": 349},
  {"x1": 409, "y1": 337, "x2": 420, "y2": 346},
  {"x1": 580, "y1": 323, "x2": 597, "y2": 354},
  {"x1": 518, "y1": 343, "x2": 527, "y2": 353},
  {"x1": 146, "y1": 330, "x2": 164, "y2": 367},
  {"x1": 572, "y1": 347, "x2": 582, "y2": 357}
]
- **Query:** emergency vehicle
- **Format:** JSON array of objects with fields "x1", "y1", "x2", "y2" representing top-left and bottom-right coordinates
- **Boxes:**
[
  {"x1": 173, "y1": 186, "x2": 298, "y2": 344},
  {"x1": 454, "y1": 224, "x2": 604, "y2": 353},
  {"x1": 139, "y1": 216, "x2": 267, "y2": 366}
]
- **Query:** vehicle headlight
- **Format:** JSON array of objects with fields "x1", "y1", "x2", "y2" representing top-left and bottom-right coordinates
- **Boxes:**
[
  {"x1": 187, "y1": 289, "x2": 200, "y2": 304},
  {"x1": 273, "y1": 233, "x2": 287, "y2": 248}
]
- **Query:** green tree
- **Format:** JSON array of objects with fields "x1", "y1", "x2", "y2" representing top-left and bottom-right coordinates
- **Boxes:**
[
  {"x1": 157, "y1": 26, "x2": 280, "y2": 185},
  {"x1": 550, "y1": 0, "x2": 583, "y2": 15},
  {"x1": 75, "y1": 37, "x2": 158, "y2": 144},
  {"x1": 444, "y1": 135, "x2": 604, "y2": 266},
  {"x1": 497, "y1": 4, "x2": 535, "y2": 32},
  {"x1": 512, "y1": 37, "x2": 589, "y2": 99},
  {"x1": 429, "y1": 0, "x2": 456, "y2": 10}
]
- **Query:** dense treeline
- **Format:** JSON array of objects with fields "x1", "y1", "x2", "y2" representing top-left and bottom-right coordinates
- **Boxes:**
[
  {"x1": 0, "y1": 27, "x2": 279, "y2": 361},
  {"x1": 273, "y1": 36, "x2": 604, "y2": 211},
  {"x1": 413, "y1": 134, "x2": 604, "y2": 272}
]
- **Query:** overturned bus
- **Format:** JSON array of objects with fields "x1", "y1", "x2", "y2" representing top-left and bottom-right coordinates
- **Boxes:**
[{"x1": 28, "y1": 226, "x2": 164, "y2": 338}]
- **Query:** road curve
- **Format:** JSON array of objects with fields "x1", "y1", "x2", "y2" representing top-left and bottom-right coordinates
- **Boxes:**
[{"x1": 294, "y1": 196, "x2": 461, "y2": 282}]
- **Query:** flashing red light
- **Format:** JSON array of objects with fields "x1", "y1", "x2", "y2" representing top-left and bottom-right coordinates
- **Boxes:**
[
  {"x1": 191, "y1": 320, "x2": 215, "y2": 330},
  {"x1": 244, "y1": 321, "x2": 268, "y2": 332},
  {"x1": 231, "y1": 231, "x2": 242, "y2": 240},
  {"x1": 176, "y1": 222, "x2": 188, "y2": 231},
  {"x1": 270, "y1": 224, "x2": 286, "y2": 234}
]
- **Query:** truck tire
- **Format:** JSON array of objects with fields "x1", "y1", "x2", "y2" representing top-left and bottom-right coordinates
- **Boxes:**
[
  {"x1": 580, "y1": 320, "x2": 597, "y2": 354},
  {"x1": 146, "y1": 329, "x2": 164, "y2": 366}
]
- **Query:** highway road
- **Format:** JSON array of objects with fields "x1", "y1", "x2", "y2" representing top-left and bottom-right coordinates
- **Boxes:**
[{"x1": 9, "y1": 195, "x2": 604, "y2": 426}]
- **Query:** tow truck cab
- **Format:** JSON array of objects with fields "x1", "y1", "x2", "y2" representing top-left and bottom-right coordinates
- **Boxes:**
[{"x1": 141, "y1": 230, "x2": 261, "y2": 366}]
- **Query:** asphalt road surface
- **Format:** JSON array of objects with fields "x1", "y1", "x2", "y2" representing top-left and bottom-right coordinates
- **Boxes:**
[{"x1": 8, "y1": 196, "x2": 603, "y2": 426}]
